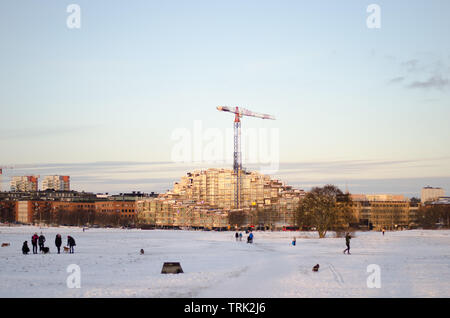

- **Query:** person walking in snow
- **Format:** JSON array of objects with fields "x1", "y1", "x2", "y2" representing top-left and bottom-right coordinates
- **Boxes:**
[
  {"x1": 343, "y1": 232, "x2": 351, "y2": 254},
  {"x1": 247, "y1": 232, "x2": 254, "y2": 244},
  {"x1": 55, "y1": 234, "x2": 62, "y2": 254},
  {"x1": 292, "y1": 237, "x2": 296, "y2": 246},
  {"x1": 22, "y1": 241, "x2": 30, "y2": 255},
  {"x1": 382, "y1": 228, "x2": 385, "y2": 236},
  {"x1": 67, "y1": 235, "x2": 76, "y2": 254},
  {"x1": 235, "y1": 232, "x2": 239, "y2": 241},
  {"x1": 239, "y1": 233, "x2": 243, "y2": 241},
  {"x1": 31, "y1": 233, "x2": 39, "y2": 254},
  {"x1": 38, "y1": 233, "x2": 46, "y2": 252}
]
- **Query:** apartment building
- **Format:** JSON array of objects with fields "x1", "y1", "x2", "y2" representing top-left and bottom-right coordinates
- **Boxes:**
[
  {"x1": 42, "y1": 175, "x2": 70, "y2": 191},
  {"x1": 137, "y1": 199, "x2": 229, "y2": 229},
  {"x1": 95, "y1": 199, "x2": 137, "y2": 219},
  {"x1": 138, "y1": 168, "x2": 305, "y2": 229},
  {"x1": 421, "y1": 187, "x2": 445, "y2": 203},
  {"x1": 10, "y1": 176, "x2": 38, "y2": 192},
  {"x1": 172, "y1": 169, "x2": 293, "y2": 209}
]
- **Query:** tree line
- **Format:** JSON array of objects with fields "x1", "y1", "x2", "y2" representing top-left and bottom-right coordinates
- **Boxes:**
[
  {"x1": 3, "y1": 187, "x2": 448, "y2": 232},
  {"x1": 0, "y1": 201, "x2": 16, "y2": 223},
  {"x1": 415, "y1": 205, "x2": 450, "y2": 229}
]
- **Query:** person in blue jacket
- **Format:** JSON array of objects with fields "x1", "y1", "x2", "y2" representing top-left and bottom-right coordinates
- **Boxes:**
[{"x1": 247, "y1": 232, "x2": 254, "y2": 244}]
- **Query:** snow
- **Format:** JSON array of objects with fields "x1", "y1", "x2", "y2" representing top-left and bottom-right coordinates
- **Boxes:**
[{"x1": 0, "y1": 225, "x2": 449, "y2": 297}]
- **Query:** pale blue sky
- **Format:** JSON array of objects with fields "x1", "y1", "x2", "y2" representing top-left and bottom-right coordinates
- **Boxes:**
[{"x1": 1, "y1": 0, "x2": 449, "y2": 195}]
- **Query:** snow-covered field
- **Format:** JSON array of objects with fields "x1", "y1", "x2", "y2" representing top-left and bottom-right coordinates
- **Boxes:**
[{"x1": 0, "y1": 226, "x2": 449, "y2": 298}]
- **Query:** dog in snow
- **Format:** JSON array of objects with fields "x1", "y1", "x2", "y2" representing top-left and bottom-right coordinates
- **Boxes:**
[
  {"x1": 63, "y1": 246, "x2": 70, "y2": 253},
  {"x1": 1, "y1": 243, "x2": 10, "y2": 247},
  {"x1": 312, "y1": 264, "x2": 320, "y2": 272}
]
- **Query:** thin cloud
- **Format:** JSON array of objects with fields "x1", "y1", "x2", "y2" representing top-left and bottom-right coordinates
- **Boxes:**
[
  {"x1": 407, "y1": 75, "x2": 450, "y2": 90},
  {"x1": 395, "y1": 57, "x2": 450, "y2": 91},
  {"x1": 388, "y1": 76, "x2": 404, "y2": 84},
  {"x1": 0, "y1": 125, "x2": 98, "y2": 141},
  {"x1": 401, "y1": 59, "x2": 420, "y2": 72}
]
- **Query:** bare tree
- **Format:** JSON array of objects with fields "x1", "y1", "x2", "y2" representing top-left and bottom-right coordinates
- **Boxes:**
[
  {"x1": 32, "y1": 202, "x2": 52, "y2": 226},
  {"x1": 228, "y1": 211, "x2": 247, "y2": 229},
  {"x1": 298, "y1": 185, "x2": 353, "y2": 238},
  {"x1": 416, "y1": 205, "x2": 450, "y2": 229},
  {"x1": 0, "y1": 201, "x2": 16, "y2": 223}
]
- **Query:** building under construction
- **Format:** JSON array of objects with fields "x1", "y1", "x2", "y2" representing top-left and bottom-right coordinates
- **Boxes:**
[{"x1": 137, "y1": 168, "x2": 305, "y2": 230}]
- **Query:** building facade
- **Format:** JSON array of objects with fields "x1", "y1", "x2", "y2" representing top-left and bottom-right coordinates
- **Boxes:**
[
  {"x1": 137, "y1": 168, "x2": 305, "y2": 230},
  {"x1": 42, "y1": 175, "x2": 70, "y2": 191},
  {"x1": 10, "y1": 176, "x2": 38, "y2": 192},
  {"x1": 351, "y1": 194, "x2": 413, "y2": 230},
  {"x1": 421, "y1": 187, "x2": 445, "y2": 203}
]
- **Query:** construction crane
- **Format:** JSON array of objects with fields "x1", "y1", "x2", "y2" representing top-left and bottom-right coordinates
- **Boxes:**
[
  {"x1": 0, "y1": 166, "x2": 14, "y2": 192},
  {"x1": 216, "y1": 106, "x2": 275, "y2": 209}
]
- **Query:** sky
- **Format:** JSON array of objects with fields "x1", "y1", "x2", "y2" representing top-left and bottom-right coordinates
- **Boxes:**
[{"x1": 1, "y1": 0, "x2": 449, "y2": 197}]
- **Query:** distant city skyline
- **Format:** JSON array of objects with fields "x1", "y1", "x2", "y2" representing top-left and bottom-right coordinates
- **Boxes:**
[
  {"x1": 1, "y1": 1, "x2": 449, "y2": 195},
  {"x1": 0, "y1": 160, "x2": 448, "y2": 198}
]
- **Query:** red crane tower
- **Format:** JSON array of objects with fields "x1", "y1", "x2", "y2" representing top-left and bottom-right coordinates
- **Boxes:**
[{"x1": 216, "y1": 106, "x2": 275, "y2": 209}]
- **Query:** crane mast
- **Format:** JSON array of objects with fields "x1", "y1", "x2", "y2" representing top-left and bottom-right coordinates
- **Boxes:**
[
  {"x1": 217, "y1": 106, "x2": 275, "y2": 209},
  {"x1": 233, "y1": 108, "x2": 242, "y2": 209}
]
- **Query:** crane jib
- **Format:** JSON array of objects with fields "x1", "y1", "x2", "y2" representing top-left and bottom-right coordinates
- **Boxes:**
[{"x1": 216, "y1": 106, "x2": 275, "y2": 120}]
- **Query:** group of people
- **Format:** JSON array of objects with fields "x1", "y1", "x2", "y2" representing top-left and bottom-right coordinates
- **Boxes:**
[
  {"x1": 238, "y1": 231, "x2": 353, "y2": 251},
  {"x1": 234, "y1": 231, "x2": 254, "y2": 244},
  {"x1": 22, "y1": 233, "x2": 76, "y2": 255}
]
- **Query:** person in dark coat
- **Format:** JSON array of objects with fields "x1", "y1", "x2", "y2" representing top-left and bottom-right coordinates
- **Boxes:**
[
  {"x1": 55, "y1": 234, "x2": 62, "y2": 254},
  {"x1": 247, "y1": 232, "x2": 254, "y2": 244},
  {"x1": 343, "y1": 232, "x2": 352, "y2": 254},
  {"x1": 235, "y1": 232, "x2": 239, "y2": 241},
  {"x1": 67, "y1": 236, "x2": 76, "y2": 254},
  {"x1": 31, "y1": 233, "x2": 39, "y2": 254},
  {"x1": 22, "y1": 241, "x2": 30, "y2": 255},
  {"x1": 38, "y1": 234, "x2": 46, "y2": 252}
]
